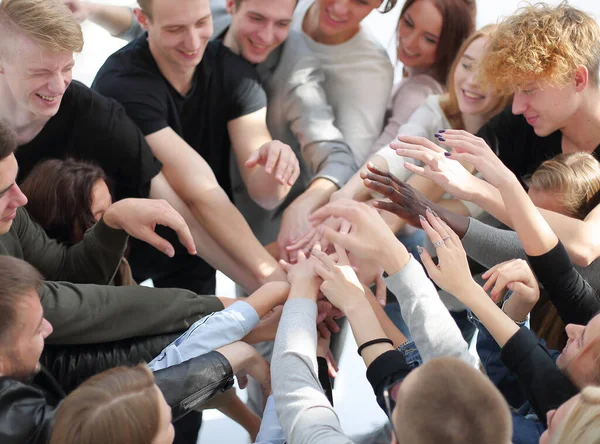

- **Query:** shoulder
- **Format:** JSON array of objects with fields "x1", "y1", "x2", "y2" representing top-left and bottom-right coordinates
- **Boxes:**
[{"x1": 58, "y1": 80, "x2": 124, "y2": 122}]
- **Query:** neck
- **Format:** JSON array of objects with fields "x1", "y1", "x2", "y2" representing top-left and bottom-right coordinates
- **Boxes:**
[
  {"x1": 302, "y1": 3, "x2": 358, "y2": 45},
  {"x1": 461, "y1": 112, "x2": 489, "y2": 135},
  {"x1": 0, "y1": 82, "x2": 50, "y2": 145},
  {"x1": 560, "y1": 88, "x2": 600, "y2": 153},
  {"x1": 148, "y1": 39, "x2": 196, "y2": 96},
  {"x1": 223, "y1": 28, "x2": 239, "y2": 55}
]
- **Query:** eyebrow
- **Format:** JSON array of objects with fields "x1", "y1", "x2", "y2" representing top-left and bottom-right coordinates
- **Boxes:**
[
  {"x1": 404, "y1": 13, "x2": 440, "y2": 40},
  {"x1": 162, "y1": 13, "x2": 212, "y2": 28}
]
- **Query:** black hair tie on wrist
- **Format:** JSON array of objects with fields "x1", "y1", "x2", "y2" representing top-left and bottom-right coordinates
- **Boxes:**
[{"x1": 357, "y1": 338, "x2": 394, "y2": 356}]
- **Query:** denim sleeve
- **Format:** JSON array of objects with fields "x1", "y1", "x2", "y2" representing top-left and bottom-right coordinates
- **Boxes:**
[
  {"x1": 149, "y1": 301, "x2": 260, "y2": 370},
  {"x1": 254, "y1": 395, "x2": 286, "y2": 444}
]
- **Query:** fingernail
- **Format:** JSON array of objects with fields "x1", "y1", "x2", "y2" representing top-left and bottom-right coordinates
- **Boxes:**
[
  {"x1": 165, "y1": 248, "x2": 174, "y2": 257},
  {"x1": 437, "y1": 137, "x2": 446, "y2": 142},
  {"x1": 419, "y1": 215, "x2": 426, "y2": 222},
  {"x1": 416, "y1": 246, "x2": 423, "y2": 254},
  {"x1": 438, "y1": 129, "x2": 446, "y2": 133},
  {"x1": 430, "y1": 208, "x2": 439, "y2": 217},
  {"x1": 444, "y1": 152, "x2": 451, "y2": 157}
]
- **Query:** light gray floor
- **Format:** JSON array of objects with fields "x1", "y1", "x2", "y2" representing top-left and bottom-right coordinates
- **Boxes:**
[{"x1": 74, "y1": 1, "x2": 600, "y2": 442}]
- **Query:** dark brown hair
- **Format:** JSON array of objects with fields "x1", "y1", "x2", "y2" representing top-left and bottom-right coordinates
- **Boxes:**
[
  {"x1": 20, "y1": 159, "x2": 110, "y2": 244},
  {"x1": 398, "y1": 0, "x2": 476, "y2": 84},
  {"x1": 50, "y1": 364, "x2": 162, "y2": 444},
  {"x1": 0, "y1": 256, "x2": 42, "y2": 344},
  {"x1": 0, "y1": 121, "x2": 17, "y2": 161}
]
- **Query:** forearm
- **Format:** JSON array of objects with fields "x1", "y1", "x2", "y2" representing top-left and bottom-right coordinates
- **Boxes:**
[
  {"x1": 334, "y1": 155, "x2": 389, "y2": 202},
  {"x1": 83, "y1": 2, "x2": 135, "y2": 37},
  {"x1": 363, "y1": 287, "x2": 408, "y2": 347},
  {"x1": 245, "y1": 282, "x2": 290, "y2": 318},
  {"x1": 245, "y1": 170, "x2": 292, "y2": 210},
  {"x1": 295, "y1": 178, "x2": 338, "y2": 212},
  {"x1": 307, "y1": 140, "x2": 357, "y2": 188}
]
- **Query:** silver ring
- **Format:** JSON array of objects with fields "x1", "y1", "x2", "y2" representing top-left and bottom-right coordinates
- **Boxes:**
[
  {"x1": 441, "y1": 235, "x2": 450, "y2": 241},
  {"x1": 433, "y1": 239, "x2": 445, "y2": 248}
]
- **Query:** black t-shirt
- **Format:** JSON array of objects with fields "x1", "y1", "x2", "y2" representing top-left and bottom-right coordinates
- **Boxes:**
[
  {"x1": 92, "y1": 35, "x2": 266, "y2": 199},
  {"x1": 477, "y1": 106, "x2": 600, "y2": 185},
  {"x1": 91, "y1": 36, "x2": 266, "y2": 293},
  {"x1": 16, "y1": 80, "x2": 162, "y2": 201}
]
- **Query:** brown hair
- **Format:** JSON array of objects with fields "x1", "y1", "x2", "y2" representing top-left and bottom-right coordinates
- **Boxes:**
[
  {"x1": 0, "y1": 121, "x2": 17, "y2": 162},
  {"x1": 439, "y1": 25, "x2": 513, "y2": 130},
  {"x1": 0, "y1": 0, "x2": 83, "y2": 60},
  {"x1": 480, "y1": 2, "x2": 600, "y2": 92},
  {"x1": 50, "y1": 364, "x2": 162, "y2": 444},
  {"x1": 550, "y1": 387, "x2": 600, "y2": 444},
  {"x1": 393, "y1": 357, "x2": 512, "y2": 443},
  {"x1": 398, "y1": 0, "x2": 476, "y2": 84},
  {"x1": 527, "y1": 152, "x2": 600, "y2": 220},
  {"x1": 0, "y1": 256, "x2": 42, "y2": 344},
  {"x1": 20, "y1": 159, "x2": 111, "y2": 245}
]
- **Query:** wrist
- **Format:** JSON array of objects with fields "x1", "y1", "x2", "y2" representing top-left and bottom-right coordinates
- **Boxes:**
[
  {"x1": 289, "y1": 278, "x2": 320, "y2": 300},
  {"x1": 101, "y1": 206, "x2": 122, "y2": 230},
  {"x1": 380, "y1": 240, "x2": 410, "y2": 275},
  {"x1": 342, "y1": 291, "x2": 370, "y2": 318}
]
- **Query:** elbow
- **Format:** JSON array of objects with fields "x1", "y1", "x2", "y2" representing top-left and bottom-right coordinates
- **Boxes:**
[
  {"x1": 248, "y1": 187, "x2": 286, "y2": 211},
  {"x1": 568, "y1": 243, "x2": 598, "y2": 267}
]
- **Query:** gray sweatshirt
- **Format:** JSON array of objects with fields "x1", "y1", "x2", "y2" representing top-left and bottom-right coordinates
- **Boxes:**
[{"x1": 462, "y1": 218, "x2": 600, "y2": 292}]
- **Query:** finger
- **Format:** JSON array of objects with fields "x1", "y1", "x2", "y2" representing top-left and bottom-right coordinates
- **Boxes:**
[
  {"x1": 265, "y1": 144, "x2": 281, "y2": 175},
  {"x1": 274, "y1": 147, "x2": 290, "y2": 183},
  {"x1": 363, "y1": 178, "x2": 398, "y2": 199},
  {"x1": 287, "y1": 228, "x2": 316, "y2": 250},
  {"x1": 445, "y1": 151, "x2": 478, "y2": 167},
  {"x1": 340, "y1": 219, "x2": 351, "y2": 235},
  {"x1": 280, "y1": 152, "x2": 297, "y2": 185},
  {"x1": 375, "y1": 274, "x2": 387, "y2": 307},
  {"x1": 278, "y1": 243, "x2": 290, "y2": 263},
  {"x1": 278, "y1": 259, "x2": 292, "y2": 273},
  {"x1": 237, "y1": 374, "x2": 249, "y2": 390},
  {"x1": 310, "y1": 201, "x2": 357, "y2": 226},
  {"x1": 317, "y1": 322, "x2": 331, "y2": 339},
  {"x1": 482, "y1": 270, "x2": 500, "y2": 293},
  {"x1": 425, "y1": 209, "x2": 450, "y2": 240},
  {"x1": 303, "y1": 230, "x2": 323, "y2": 257},
  {"x1": 137, "y1": 228, "x2": 176, "y2": 258},
  {"x1": 419, "y1": 215, "x2": 444, "y2": 249},
  {"x1": 395, "y1": 134, "x2": 446, "y2": 154},
  {"x1": 325, "y1": 316, "x2": 341, "y2": 334},
  {"x1": 297, "y1": 250, "x2": 307, "y2": 261},
  {"x1": 312, "y1": 247, "x2": 338, "y2": 270},
  {"x1": 245, "y1": 149, "x2": 261, "y2": 169},
  {"x1": 418, "y1": 247, "x2": 441, "y2": 281},
  {"x1": 314, "y1": 263, "x2": 332, "y2": 280},
  {"x1": 333, "y1": 243, "x2": 349, "y2": 265},
  {"x1": 491, "y1": 274, "x2": 510, "y2": 302},
  {"x1": 393, "y1": 148, "x2": 437, "y2": 166},
  {"x1": 403, "y1": 162, "x2": 440, "y2": 182},
  {"x1": 287, "y1": 162, "x2": 301, "y2": 186},
  {"x1": 153, "y1": 206, "x2": 197, "y2": 255},
  {"x1": 508, "y1": 281, "x2": 534, "y2": 297}
]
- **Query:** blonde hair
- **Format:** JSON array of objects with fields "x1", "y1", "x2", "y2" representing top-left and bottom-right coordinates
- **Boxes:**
[
  {"x1": 0, "y1": 0, "x2": 83, "y2": 59},
  {"x1": 393, "y1": 357, "x2": 512, "y2": 443},
  {"x1": 439, "y1": 25, "x2": 513, "y2": 130},
  {"x1": 50, "y1": 365, "x2": 162, "y2": 444},
  {"x1": 550, "y1": 387, "x2": 600, "y2": 444},
  {"x1": 527, "y1": 152, "x2": 600, "y2": 219},
  {"x1": 480, "y1": 2, "x2": 600, "y2": 93}
]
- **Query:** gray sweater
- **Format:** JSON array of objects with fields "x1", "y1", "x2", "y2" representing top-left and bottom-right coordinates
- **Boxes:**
[{"x1": 462, "y1": 218, "x2": 600, "y2": 292}]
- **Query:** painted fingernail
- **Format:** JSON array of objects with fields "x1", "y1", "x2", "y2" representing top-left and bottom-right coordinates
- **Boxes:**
[
  {"x1": 434, "y1": 133, "x2": 441, "y2": 138},
  {"x1": 444, "y1": 152, "x2": 451, "y2": 157},
  {"x1": 438, "y1": 129, "x2": 446, "y2": 133},
  {"x1": 431, "y1": 209, "x2": 439, "y2": 217},
  {"x1": 437, "y1": 137, "x2": 446, "y2": 142},
  {"x1": 419, "y1": 215, "x2": 426, "y2": 222},
  {"x1": 416, "y1": 246, "x2": 424, "y2": 254}
]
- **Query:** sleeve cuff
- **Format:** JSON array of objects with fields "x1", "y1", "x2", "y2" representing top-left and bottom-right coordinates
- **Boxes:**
[
  {"x1": 383, "y1": 256, "x2": 427, "y2": 294},
  {"x1": 366, "y1": 350, "x2": 411, "y2": 400},
  {"x1": 282, "y1": 298, "x2": 318, "y2": 320},
  {"x1": 225, "y1": 301, "x2": 261, "y2": 330},
  {"x1": 90, "y1": 217, "x2": 129, "y2": 252}
]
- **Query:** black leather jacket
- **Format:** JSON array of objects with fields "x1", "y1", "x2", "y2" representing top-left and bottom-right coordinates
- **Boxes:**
[{"x1": 0, "y1": 352, "x2": 233, "y2": 444}]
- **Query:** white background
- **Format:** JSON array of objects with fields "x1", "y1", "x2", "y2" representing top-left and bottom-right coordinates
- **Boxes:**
[{"x1": 74, "y1": 1, "x2": 600, "y2": 442}]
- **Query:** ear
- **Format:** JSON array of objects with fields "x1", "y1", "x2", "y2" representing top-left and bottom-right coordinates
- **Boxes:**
[
  {"x1": 0, "y1": 353, "x2": 10, "y2": 377},
  {"x1": 133, "y1": 7, "x2": 150, "y2": 31},
  {"x1": 225, "y1": 0, "x2": 237, "y2": 15},
  {"x1": 574, "y1": 65, "x2": 589, "y2": 93}
]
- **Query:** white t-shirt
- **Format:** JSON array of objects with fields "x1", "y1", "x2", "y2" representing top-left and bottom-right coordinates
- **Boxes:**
[{"x1": 292, "y1": 0, "x2": 393, "y2": 165}]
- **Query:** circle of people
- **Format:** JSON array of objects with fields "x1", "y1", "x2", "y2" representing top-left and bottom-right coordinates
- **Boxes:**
[{"x1": 0, "y1": 0, "x2": 598, "y2": 443}]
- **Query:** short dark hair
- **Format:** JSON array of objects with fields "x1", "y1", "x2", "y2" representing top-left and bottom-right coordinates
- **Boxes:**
[
  {"x1": 0, "y1": 256, "x2": 43, "y2": 344},
  {"x1": 398, "y1": 0, "x2": 476, "y2": 84},
  {"x1": 0, "y1": 121, "x2": 17, "y2": 161},
  {"x1": 20, "y1": 158, "x2": 111, "y2": 244}
]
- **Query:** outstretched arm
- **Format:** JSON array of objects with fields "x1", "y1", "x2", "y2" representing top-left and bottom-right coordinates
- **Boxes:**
[{"x1": 64, "y1": 1, "x2": 136, "y2": 37}]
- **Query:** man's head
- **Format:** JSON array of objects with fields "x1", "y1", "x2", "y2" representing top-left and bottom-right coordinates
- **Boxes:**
[
  {"x1": 0, "y1": 0, "x2": 82, "y2": 121},
  {"x1": 134, "y1": 0, "x2": 213, "y2": 73},
  {"x1": 0, "y1": 122, "x2": 28, "y2": 234},
  {"x1": 392, "y1": 357, "x2": 512, "y2": 444},
  {"x1": 0, "y1": 255, "x2": 51, "y2": 381},
  {"x1": 224, "y1": 0, "x2": 296, "y2": 64},
  {"x1": 480, "y1": 2, "x2": 600, "y2": 137}
]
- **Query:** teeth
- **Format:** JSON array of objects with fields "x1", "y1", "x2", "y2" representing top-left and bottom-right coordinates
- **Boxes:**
[
  {"x1": 181, "y1": 50, "x2": 197, "y2": 56},
  {"x1": 36, "y1": 94, "x2": 58, "y2": 102},
  {"x1": 463, "y1": 90, "x2": 484, "y2": 100},
  {"x1": 327, "y1": 11, "x2": 344, "y2": 22},
  {"x1": 249, "y1": 39, "x2": 268, "y2": 49}
]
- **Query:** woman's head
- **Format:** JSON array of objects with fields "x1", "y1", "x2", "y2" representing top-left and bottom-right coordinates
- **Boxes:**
[
  {"x1": 540, "y1": 387, "x2": 600, "y2": 444},
  {"x1": 397, "y1": 0, "x2": 475, "y2": 83},
  {"x1": 50, "y1": 365, "x2": 175, "y2": 444},
  {"x1": 527, "y1": 152, "x2": 600, "y2": 219},
  {"x1": 556, "y1": 313, "x2": 600, "y2": 389},
  {"x1": 441, "y1": 25, "x2": 513, "y2": 129},
  {"x1": 19, "y1": 158, "x2": 112, "y2": 244},
  {"x1": 311, "y1": 0, "x2": 396, "y2": 44}
]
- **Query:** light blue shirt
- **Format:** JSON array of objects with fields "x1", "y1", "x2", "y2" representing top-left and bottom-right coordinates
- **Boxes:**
[{"x1": 255, "y1": 395, "x2": 286, "y2": 444}]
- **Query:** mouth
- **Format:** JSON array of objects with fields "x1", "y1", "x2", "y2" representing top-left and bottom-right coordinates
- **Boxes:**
[
  {"x1": 324, "y1": 8, "x2": 347, "y2": 25},
  {"x1": 35, "y1": 93, "x2": 60, "y2": 103},
  {"x1": 248, "y1": 37, "x2": 269, "y2": 53},
  {"x1": 462, "y1": 89, "x2": 485, "y2": 101},
  {"x1": 400, "y1": 42, "x2": 419, "y2": 58},
  {"x1": 177, "y1": 49, "x2": 201, "y2": 59},
  {"x1": 525, "y1": 115, "x2": 539, "y2": 125},
  {"x1": 1, "y1": 211, "x2": 16, "y2": 222}
]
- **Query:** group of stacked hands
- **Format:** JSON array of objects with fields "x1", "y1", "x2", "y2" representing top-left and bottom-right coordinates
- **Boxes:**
[{"x1": 0, "y1": 0, "x2": 599, "y2": 443}]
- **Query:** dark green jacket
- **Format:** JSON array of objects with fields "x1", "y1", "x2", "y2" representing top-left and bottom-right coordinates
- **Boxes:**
[{"x1": 0, "y1": 208, "x2": 224, "y2": 344}]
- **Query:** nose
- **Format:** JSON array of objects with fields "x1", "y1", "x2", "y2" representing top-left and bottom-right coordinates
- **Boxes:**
[
  {"x1": 8, "y1": 184, "x2": 28, "y2": 209},
  {"x1": 565, "y1": 324, "x2": 583, "y2": 340},
  {"x1": 42, "y1": 318, "x2": 54, "y2": 339},
  {"x1": 512, "y1": 91, "x2": 528, "y2": 116},
  {"x1": 48, "y1": 72, "x2": 68, "y2": 95},
  {"x1": 331, "y1": 0, "x2": 349, "y2": 16},
  {"x1": 184, "y1": 27, "x2": 201, "y2": 50},
  {"x1": 257, "y1": 23, "x2": 274, "y2": 45}
]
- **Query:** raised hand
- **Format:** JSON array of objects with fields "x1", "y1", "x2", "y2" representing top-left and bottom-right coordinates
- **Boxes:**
[
  {"x1": 312, "y1": 244, "x2": 365, "y2": 311},
  {"x1": 309, "y1": 199, "x2": 409, "y2": 274},
  {"x1": 63, "y1": 0, "x2": 89, "y2": 22},
  {"x1": 286, "y1": 216, "x2": 352, "y2": 259},
  {"x1": 390, "y1": 134, "x2": 484, "y2": 201},
  {"x1": 361, "y1": 162, "x2": 432, "y2": 228},
  {"x1": 417, "y1": 209, "x2": 476, "y2": 298},
  {"x1": 436, "y1": 130, "x2": 518, "y2": 189},
  {"x1": 245, "y1": 140, "x2": 300, "y2": 187},
  {"x1": 102, "y1": 198, "x2": 196, "y2": 257}
]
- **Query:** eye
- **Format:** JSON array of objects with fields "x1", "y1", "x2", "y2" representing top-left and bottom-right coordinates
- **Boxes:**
[
  {"x1": 462, "y1": 63, "x2": 472, "y2": 70},
  {"x1": 250, "y1": 16, "x2": 263, "y2": 22},
  {"x1": 403, "y1": 17, "x2": 414, "y2": 28},
  {"x1": 425, "y1": 37, "x2": 437, "y2": 45}
]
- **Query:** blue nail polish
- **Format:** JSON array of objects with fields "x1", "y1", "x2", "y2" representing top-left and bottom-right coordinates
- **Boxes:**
[
  {"x1": 438, "y1": 137, "x2": 446, "y2": 142},
  {"x1": 438, "y1": 129, "x2": 446, "y2": 133},
  {"x1": 444, "y1": 152, "x2": 451, "y2": 157}
]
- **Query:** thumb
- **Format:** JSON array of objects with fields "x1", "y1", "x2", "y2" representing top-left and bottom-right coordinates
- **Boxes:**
[
  {"x1": 507, "y1": 281, "x2": 532, "y2": 297},
  {"x1": 278, "y1": 259, "x2": 292, "y2": 273},
  {"x1": 245, "y1": 149, "x2": 262, "y2": 168},
  {"x1": 418, "y1": 247, "x2": 440, "y2": 282},
  {"x1": 321, "y1": 226, "x2": 352, "y2": 253}
]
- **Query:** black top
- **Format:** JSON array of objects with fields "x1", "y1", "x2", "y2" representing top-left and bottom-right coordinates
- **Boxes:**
[
  {"x1": 527, "y1": 242, "x2": 600, "y2": 326},
  {"x1": 92, "y1": 36, "x2": 266, "y2": 292},
  {"x1": 16, "y1": 81, "x2": 162, "y2": 201},
  {"x1": 477, "y1": 106, "x2": 600, "y2": 185},
  {"x1": 501, "y1": 327, "x2": 579, "y2": 424},
  {"x1": 92, "y1": 35, "x2": 266, "y2": 200},
  {"x1": 366, "y1": 350, "x2": 411, "y2": 414}
]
